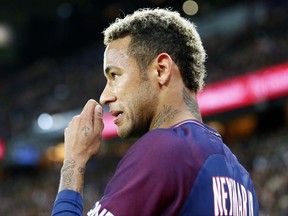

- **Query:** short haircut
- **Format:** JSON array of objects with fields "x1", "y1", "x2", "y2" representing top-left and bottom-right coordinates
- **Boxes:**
[{"x1": 103, "y1": 8, "x2": 207, "y2": 92}]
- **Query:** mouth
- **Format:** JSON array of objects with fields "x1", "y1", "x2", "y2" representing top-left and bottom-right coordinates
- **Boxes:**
[
  {"x1": 111, "y1": 110, "x2": 123, "y2": 124},
  {"x1": 111, "y1": 110, "x2": 123, "y2": 117}
]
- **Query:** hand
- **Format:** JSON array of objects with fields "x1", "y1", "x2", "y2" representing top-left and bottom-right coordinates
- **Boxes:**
[
  {"x1": 58, "y1": 99, "x2": 104, "y2": 194},
  {"x1": 64, "y1": 99, "x2": 104, "y2": 166}
]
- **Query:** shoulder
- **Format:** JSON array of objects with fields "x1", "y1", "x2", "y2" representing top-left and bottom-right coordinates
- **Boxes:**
[
  {"x1": 119, "y1": 128, "x2": 195, "y2": 173},
  {"x1": 139, "y1": 128, "x2": 179, "y2": 142},
  {"x1": 132, "y1": 128, "x2": 189, "y2": 155}
]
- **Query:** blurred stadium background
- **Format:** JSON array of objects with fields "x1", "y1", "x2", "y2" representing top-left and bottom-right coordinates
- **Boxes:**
[{"x1": 0, "y1": 0, "x2": 287, "y2": 215}]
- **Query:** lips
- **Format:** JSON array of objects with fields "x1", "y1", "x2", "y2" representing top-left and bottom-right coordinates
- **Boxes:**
[{"x1": 111, "y1": 110, "x2": 123, "y2": 124}]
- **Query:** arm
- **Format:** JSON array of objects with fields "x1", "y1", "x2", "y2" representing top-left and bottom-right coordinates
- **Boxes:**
[{"x1": 52, "y1": 99, "x2": 104, "y2": 215}]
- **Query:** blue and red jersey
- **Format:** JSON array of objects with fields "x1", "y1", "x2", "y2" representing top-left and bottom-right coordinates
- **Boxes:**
[{"x1": 52, "y1": 120, "x2": 259, "y2": 216}]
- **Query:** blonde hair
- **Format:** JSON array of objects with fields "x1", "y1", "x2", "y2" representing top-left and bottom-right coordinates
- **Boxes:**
[{"x1": 103, "y1": 8, "x2": 207, "y2": 92}]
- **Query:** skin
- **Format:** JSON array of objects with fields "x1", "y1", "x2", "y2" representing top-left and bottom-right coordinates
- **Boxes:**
[
  {"x1": 58, "y1": 100, "x2": 104, "y2": 195},
  {"x1": 100, "y1": 36, "x2": 158, "y2": 138},
  {"x1": 58, "y1": 35, "x2": 202, "y2": 195}
]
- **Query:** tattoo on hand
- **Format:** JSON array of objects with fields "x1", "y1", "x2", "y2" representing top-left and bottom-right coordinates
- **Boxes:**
[{"x1": 82, "y1": 126, "x2": 90, "y2": 137}]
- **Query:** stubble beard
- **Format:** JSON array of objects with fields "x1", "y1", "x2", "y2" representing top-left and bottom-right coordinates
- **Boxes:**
[{"x1": 118, "y1": 80, "x2": 156, "y2": 138}]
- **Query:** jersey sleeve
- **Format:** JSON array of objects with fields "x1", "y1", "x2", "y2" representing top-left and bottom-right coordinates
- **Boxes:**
[
  {"x1": 52, "y1": 190, "x2": 83, "y2": 216},
  {"x1": 89, "y1": 129, "x2": 193, "y2": 216}
]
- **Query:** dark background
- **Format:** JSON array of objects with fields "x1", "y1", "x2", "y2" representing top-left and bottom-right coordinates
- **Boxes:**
[{"x1": 0, "y1": 0, "x2": 287, "y2": 215}]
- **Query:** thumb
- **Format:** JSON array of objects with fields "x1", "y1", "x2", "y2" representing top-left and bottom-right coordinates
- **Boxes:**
[
  {"x1": 95, "y1": 105, "x2": 103, "y2": 118},
  {"x1": 94, "y1": 105, "x2": 104, "y2": 131}
]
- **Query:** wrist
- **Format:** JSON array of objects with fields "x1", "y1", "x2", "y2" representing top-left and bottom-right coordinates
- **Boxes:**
[
  {"x1": 63, "y1": 154, "x2": 88, "y2": 167},
  {"x1": 59, "y1": 158, "x2": 86, "y2": 195}
]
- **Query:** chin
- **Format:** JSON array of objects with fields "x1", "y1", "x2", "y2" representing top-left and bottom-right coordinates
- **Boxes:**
[
  {"x1": 117, "y1": 128, "x2": 131, "y2": 138},
  {"x1": 117, "y1": 127, "x2": 143, "y2": 139}
]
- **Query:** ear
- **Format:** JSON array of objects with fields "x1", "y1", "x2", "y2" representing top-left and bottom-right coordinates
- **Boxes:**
[{"x1": 154, "y1": 53, "x2": 173, "y2": 86}]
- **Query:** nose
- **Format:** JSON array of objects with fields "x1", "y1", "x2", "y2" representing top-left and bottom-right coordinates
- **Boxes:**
[{"x1": 100, "y1": 84, "x2": 116, "y2": 105}]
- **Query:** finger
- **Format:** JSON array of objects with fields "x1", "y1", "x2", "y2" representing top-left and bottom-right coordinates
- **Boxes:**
[
  {"x1": 95, "y1": 105, "x2": 103, "y2": 119},
  {"x1": 93, "y1": 105, "x2": 103, "y2": 130},
  {"x1": 81, "y1": 99, "x2": 97, "y2": 122}
]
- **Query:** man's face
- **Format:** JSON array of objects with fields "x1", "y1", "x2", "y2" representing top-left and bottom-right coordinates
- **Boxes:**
[{"x1": 100, "y1": 36, "x2": 157, "y2": 138}]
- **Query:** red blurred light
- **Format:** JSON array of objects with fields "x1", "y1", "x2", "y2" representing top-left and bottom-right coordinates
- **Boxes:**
[{"x1": 0, "y1": 139, "x2": 5, "y2": 161}]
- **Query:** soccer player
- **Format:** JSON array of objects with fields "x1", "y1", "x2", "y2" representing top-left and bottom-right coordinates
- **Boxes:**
[{"x1": 52, "y1": 8, "x2": 259, "y2": 216}]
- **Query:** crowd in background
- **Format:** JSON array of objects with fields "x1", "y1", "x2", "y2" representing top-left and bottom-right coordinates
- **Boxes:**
[
  {"x1": 230, "y1": 129, "x2": 288, "y2": 216},
  {"x1": 204, "y1": 7, "x2": 288, "y2": 83},
  {"x1": 0, "y1": 2, "x2": 287, "y2": 216},
  {"x1": 1, "y1": 2, "x2": 288, "y2": 141}
]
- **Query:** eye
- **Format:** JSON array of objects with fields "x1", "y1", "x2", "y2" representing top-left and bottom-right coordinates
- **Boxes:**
[{"x1": 111, "y1": 72, "x2": 119, "y2": 79}]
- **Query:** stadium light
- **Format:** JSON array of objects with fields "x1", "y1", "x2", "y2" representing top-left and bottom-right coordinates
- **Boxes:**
[
  {"x1": 38, "y1": 113, "x2": 53, "y2": 130},
  {"x1": 183, "y1": 0, "x2": 199, "y2": 16},
  {"x1": 0, "y1": 23, "x2": 13, "y2": 48}
]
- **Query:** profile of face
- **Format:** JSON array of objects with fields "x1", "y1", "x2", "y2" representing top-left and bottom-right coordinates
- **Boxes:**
[{"x1": 100, "y1": 36, "x2": 158, "y2": 138}]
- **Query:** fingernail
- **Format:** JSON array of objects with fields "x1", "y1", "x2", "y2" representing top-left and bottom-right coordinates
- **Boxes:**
[{"x1": 96, "y1": 105, "x2": 102, "y2": 114}]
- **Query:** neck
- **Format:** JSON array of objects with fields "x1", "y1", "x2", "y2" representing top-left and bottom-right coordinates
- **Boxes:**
[
  {"x1": 182, "y1": 88, "x2": 202, "y2": 122},
  {"x1": 150, "y1": 104, "x2": 180, "y2": 130},
  {"x1": 150, "y1": 89, "x2": 202, "y2": 130}
]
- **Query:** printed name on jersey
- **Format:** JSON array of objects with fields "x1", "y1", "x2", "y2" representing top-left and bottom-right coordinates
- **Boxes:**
[
  {"x1": 212, "y1": 176, "x2": 254, "y2": 216},
  {"x1": 87, "y1": 201, "x2": 114, "y2": 216}
]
